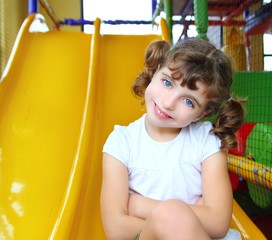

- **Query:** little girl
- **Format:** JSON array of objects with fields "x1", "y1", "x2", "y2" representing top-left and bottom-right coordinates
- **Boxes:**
[{"x1": 101, "y1": 38, "x2": 245, "y2": 240}]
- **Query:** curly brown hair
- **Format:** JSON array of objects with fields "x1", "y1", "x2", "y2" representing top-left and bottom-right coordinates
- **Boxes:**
[{"x1": 132, "y1": 38, "x2": 246, "y2": 150}]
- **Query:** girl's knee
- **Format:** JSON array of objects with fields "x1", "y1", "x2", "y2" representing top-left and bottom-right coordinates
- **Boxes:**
[
  {"x1": 152, "y1": 200, "x2": 192, "y2": 219},
  {"x1": 142, "y1": 200, "x2": 209, "y2": 239},
  {"x1": 148, "y1": 200, "x2": 198, "y2": 232}
]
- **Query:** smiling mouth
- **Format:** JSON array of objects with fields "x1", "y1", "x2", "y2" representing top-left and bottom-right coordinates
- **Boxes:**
[{"x1": 154, "y1": 103, "x2": 172, "y2": 119}]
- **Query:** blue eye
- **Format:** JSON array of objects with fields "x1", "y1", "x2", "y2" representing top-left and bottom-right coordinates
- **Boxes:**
[
  {"x1": 183, "y1": 98, "x2": 194, "y2": 108},
  {"x1": 163, "y1": 79, "x2": 172, "y2": 88}
]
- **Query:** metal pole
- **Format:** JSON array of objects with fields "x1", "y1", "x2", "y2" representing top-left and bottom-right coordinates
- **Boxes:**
[
  {"x1": 164, "y1": 0, "x2": 173, "y2": 43},
  {"x1": 194, "y1": 0, "x2": 208, "y2": 39},
  {"x1": 28, "y1": 0, "x2": 38, "y2": 14},
  {"x1": 152, "y1": 0, "x2": 157, "y2": 16}
]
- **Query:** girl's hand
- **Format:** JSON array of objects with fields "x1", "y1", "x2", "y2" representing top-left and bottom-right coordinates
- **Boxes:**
[{"x1": 128, "y1": 194, "x2": 160, "y2": 220}]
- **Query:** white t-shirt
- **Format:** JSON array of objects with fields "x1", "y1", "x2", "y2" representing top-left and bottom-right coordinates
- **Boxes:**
[{"x1": 103, "y1": 114, "x2": 221, "y2": 204}]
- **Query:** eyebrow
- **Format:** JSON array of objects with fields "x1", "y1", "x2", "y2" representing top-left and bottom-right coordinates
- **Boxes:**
[
  {"x1": 161, "y1": 72, "x2": 173, "y2": 80},
  {"x1": 161, "y1": 72, "x2": 203, "y2": 108}
]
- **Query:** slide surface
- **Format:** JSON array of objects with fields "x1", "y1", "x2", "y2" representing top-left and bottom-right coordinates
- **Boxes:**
[
  {"x1": 0, "y1": 14, "x2": 266, "y2": 239},
  {"x1": 0, "y1": 14, "x2": 93, "y2": 239}
]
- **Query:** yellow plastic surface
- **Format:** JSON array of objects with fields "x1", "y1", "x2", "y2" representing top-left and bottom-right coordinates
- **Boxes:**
[
  {"x1": 0, "y1": 14, "x2": 266, "y2": 239},
  {"x1": 0, "y1": 14, "x2": 93, "y2": 239},
  {"x1": 231, "y1": 200, "x2": 267, "y2": 239},
  {"x1": 228, "y1": 154, "x2": 272, "y2": 190}
]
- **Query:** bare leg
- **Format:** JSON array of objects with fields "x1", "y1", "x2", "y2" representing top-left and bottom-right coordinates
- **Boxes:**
[{"x1": 139, "y1": 200, "x2": 210, "y2": 240}]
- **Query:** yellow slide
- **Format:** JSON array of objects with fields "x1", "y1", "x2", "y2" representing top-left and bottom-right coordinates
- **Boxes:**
[{"x1": 0, "y1": 14, "x2": 266, "y2": 239}]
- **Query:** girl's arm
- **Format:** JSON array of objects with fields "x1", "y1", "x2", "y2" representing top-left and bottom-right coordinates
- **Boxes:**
[
  {"x1": 190, "y1": 150, "x2": 233, "y2": 238},
  {"x1": 128, "y1": 194, "x2": 160, "y2": 219},
  {"x1": 128, "y1": 151, "x2": 232, "y2": 239},
  {"x1": 100, "y1": 153, "x2": 144, "y2": 240},
  {"x1": 128, "y1": 194, "x2": 204, "y2": 220}
]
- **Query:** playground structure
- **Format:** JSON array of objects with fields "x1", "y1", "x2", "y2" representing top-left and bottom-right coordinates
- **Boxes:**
[
  {"x1": 0, "y1": 0, "x2": 272, "y2": 239},
  {"x1": 153, "y1": 0, "x2": 272, "y2": 39}
]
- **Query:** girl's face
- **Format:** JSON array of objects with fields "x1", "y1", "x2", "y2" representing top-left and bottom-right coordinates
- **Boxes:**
[{"x1": 145, "y1": 66, "x2": 209, "y2": 134}]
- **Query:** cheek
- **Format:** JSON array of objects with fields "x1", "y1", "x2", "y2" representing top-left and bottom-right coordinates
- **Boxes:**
[
  {"x1": 144, "y1": 85, "x2": 151, "y2": 101},
  {"x1": 175, "y1": 105, "x2": 199, "y2": 122},
  {"x1": 145, "y1": 82, "x2": 159, "y2": 100}
]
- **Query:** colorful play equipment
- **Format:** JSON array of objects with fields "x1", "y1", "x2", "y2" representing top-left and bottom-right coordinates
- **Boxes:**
[
  {"x1": 223, "y1": 27, "x2": 247, "y2": 71},
  {"x1": 246, "y1": 124, "x2": 272, "y2": 209},
  {"x1": 227, "y1": 72, "x2": 272, "y2": 202},
  {"x1": 228, "y1": 123, "x2": 256, "y2": 190},
  {"x1": 0, "y1": 1, "x2": 270, "y2": 239},
  {"x1": 228, "y1": 155, "x2": 272, "y2": 191},
  {"x1": 152, "y1": 0, "x2": 272, "y2": 41}
]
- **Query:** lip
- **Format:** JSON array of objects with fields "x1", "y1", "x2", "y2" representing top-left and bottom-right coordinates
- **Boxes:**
[{"x1": 154, "y1": 103, "x2": 172, "y2": 120}]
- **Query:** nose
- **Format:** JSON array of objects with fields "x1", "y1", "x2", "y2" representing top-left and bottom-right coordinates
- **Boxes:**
[{"x1": 162, "y1": 94, "x2": 176, "y2": 110}]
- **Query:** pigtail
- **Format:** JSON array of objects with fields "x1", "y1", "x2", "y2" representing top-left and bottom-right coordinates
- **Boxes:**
[
  {"x1": 132, "y1": 40, "x2": 171, "y2": 99},
  {"x1": 211, "y1": 98, "x2": 246, "y2": 150}
]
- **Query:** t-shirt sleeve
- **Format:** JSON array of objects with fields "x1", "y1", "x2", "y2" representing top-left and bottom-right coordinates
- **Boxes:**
[
  {"x1": 197, "y1": 122, "x2": 222, "y2": 162},
  {"x1": 202, "y1": 132, "x2": 221, "y2": 161},
  {"x1": 102, "y1": 126, "x2": 129, "y2": 167}
]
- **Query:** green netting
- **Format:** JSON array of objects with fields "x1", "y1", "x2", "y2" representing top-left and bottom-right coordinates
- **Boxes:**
[{"x1": 245, "y1": 124, "x2": 272, "y2": 210}]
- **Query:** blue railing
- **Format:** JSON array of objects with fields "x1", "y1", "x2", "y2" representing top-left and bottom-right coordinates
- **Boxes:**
[
  {"x1": 28, "y1": 0, "x2": 38, "y2": 14},
  {"x1": 28, "y1": 0, "x2": 158, "y2": 28}
]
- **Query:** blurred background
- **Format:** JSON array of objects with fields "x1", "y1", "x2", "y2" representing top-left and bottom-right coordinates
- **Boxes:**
[{"x1": 1, "y1": 0, "x2": 271, "y2": 77}]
